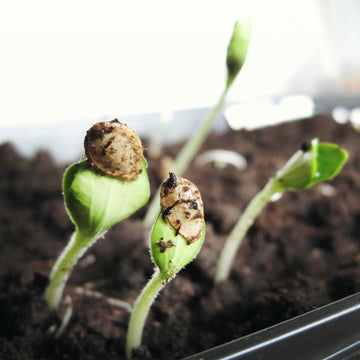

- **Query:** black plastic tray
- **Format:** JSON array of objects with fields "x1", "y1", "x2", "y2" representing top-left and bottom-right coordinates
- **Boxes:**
[{"x1": 184, "y1": 291, "x2": 360, "y2": 360}]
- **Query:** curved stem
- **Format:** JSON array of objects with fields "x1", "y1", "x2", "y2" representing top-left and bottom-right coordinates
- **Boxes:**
[
  {"x1": 143, "y1": 85, "x2": 230, "y2": 228},
  {"x1": 126, "y1": 269, "x2": 165, "y2": 359},
  {"x1": 214, "y1": 178, "x2": 284, "y2": 285},
  {"x1": 45, "y1": 230, "x2": 95, "y2": 310}
]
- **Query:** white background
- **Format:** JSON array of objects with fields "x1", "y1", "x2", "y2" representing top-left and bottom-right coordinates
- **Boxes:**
[{"x1": 1, "y1": 0, "x2": 359, "y2": 127}]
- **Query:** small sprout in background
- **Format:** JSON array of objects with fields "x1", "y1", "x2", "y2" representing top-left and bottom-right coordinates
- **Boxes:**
[
  {"x1": 196, "y1": 149, "x2": 247, "y2": 170},
  {"x1": 126, "y1": 173, "x2": 205, "y2": 359},
  {"x1": 349, "y1": 107, "x2": 360, "y2": 132},
  {"x1": 45, "y1": 120, "x2": 150, "y2": 310},
  {"x1": 332, "y1": 106, "x2": 350, "y2": 125},
  {"x1": 226, "y1": 15, "x2": 252, "y2": 88},
  {"x1": 143, "y1": 15, "x2": 252, "y2": 228},
  {"x1": 214, "y1": 138, "x2": 348, "y2": 285},
  {"x1": 148, "y1": 110, "x2": 174, "y2": 159}
]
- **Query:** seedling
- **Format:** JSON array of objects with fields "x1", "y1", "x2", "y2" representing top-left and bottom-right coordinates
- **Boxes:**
[
  {"x1": 143, "y1": 15, "x2": 252, "y2": 227},
  {"x1": 45, "y1": 120, "x2": 150, "y2": 310},
  {"x1": 214, "y1": 138, "x2": 348, "y2": 285},
  {"x1": 126, "y1": 173, "x2": 205, "y2": 358}
]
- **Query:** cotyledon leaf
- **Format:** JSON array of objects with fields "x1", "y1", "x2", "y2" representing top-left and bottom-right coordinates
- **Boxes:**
[{"x1": 64, "y1": 158, "x2": 150, "y2": 239}]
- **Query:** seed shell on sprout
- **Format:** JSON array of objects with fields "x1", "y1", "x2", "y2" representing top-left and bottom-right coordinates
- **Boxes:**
[
  {"x1": 160, "y1": 173, "x2": 204, "y2": 244},
  {"x1": 84, "y1": 119, "x2": 143, "y2": 180}
]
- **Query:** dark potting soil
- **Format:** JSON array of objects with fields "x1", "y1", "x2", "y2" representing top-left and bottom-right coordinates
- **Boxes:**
[{"x1": 1, "y1": 114, "x2": 360, "y2": 360}]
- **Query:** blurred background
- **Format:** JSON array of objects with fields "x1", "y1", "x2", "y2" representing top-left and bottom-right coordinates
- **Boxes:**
[{"x1": 0, "y1": 0, "x2": 359, "y2": 162}]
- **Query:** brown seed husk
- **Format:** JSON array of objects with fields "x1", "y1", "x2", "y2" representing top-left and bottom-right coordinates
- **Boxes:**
[
  {"x1": 160, "y1": 173, "x2": 204, "y2": 244},
  {"x1": 84, "y1": 119, "x2": 143, "y2": 180}
]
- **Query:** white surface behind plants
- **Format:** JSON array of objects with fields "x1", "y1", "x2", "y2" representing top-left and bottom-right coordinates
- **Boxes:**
[{"x1": 0, "y1": 0, "x2": 359, "y2": 161}]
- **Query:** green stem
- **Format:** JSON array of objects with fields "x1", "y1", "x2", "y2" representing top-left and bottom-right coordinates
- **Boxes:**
[
  {"x1": 45, "y1": 230, "x2": 95, "y2": 310},
  {"x1": 143, "y1": 85, "x2": 230, "y2": 228},
  {"x1": 172, "y1": 85, "x2": 230, "y2": 176},
  {"x1": 143, "y1": 187, "x2": 162, "y2": 228},
  {"x1": 126, "y1": 269, "x2": 165, "y2": 359},
  {"x1": 214, "y1": 178, "x2": 284, "y2": 285}
]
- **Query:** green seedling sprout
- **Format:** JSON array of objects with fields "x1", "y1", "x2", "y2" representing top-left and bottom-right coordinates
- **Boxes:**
[
  {"x1": 148, "y1": 110, "x2": 173, "y2": 159},
  {"x1": 143, "y1": 15, "x2": 252, "y2": 227},
  {"x1": 45, "y1": 120, "x2": 150, "y2": 310},
  {"x1": 214, "y1": 138, "x2": 348, "y2": 285},
  {"x1": 126, "y1": 173, "x2": 205, "y2": 358}
]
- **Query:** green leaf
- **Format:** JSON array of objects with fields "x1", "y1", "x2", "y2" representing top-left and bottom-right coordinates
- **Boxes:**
[
  {"x1": 226, "y1": 16, "x2": 252, "y2": 87},
  {"x1": 63, "y1": 158, "x2": 150, "y2": 239},
  {"x1": 276, "y1": 139, "x2": 348, "y2": 190},
  {"x1": 150, "y1": 213, "x2": 205, "y2": 281},
  {"x1": 313, "y1": 143, "x2": 348, "y2": 183}
]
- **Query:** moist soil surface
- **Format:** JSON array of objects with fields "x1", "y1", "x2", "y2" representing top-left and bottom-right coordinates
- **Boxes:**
[{"x1": 1, "y1": 114, "x2": 360, "y2": 360}]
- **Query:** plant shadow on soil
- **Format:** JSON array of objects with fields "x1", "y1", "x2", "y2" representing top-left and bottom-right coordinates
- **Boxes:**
[{"x1": 1, "y1": 114, "x2": 360, "y2": 359}]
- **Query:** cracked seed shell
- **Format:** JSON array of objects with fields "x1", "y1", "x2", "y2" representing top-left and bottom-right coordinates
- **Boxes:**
[{"x1": 160, "y1": 173, "x2": 204, "y2": 244}]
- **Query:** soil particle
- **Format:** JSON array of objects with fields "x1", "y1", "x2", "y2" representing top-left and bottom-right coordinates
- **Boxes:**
[
  {"x1": 300, "y1": 141, "x2": 311, "y2": 152},
  {"x1": 156, "y1": 239, "x2": 176, "y2": 253},
  {"x1": 164, "y1": 172, "x2": 178, "y2": 189}
]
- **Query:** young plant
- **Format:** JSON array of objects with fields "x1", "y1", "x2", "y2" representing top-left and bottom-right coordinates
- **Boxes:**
[
  {"x1": 126, "y1": 173, "x2": 205, "y2": 358},
  {"x1": 143, "y1": 15, "x2": 252, "y2": 227},
  {"x1": 214, "y1": 138, "x2": 348, "y2": 285},
  {"x1": 45, "y1": 120, "x2": 150, "y2": 310}
]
